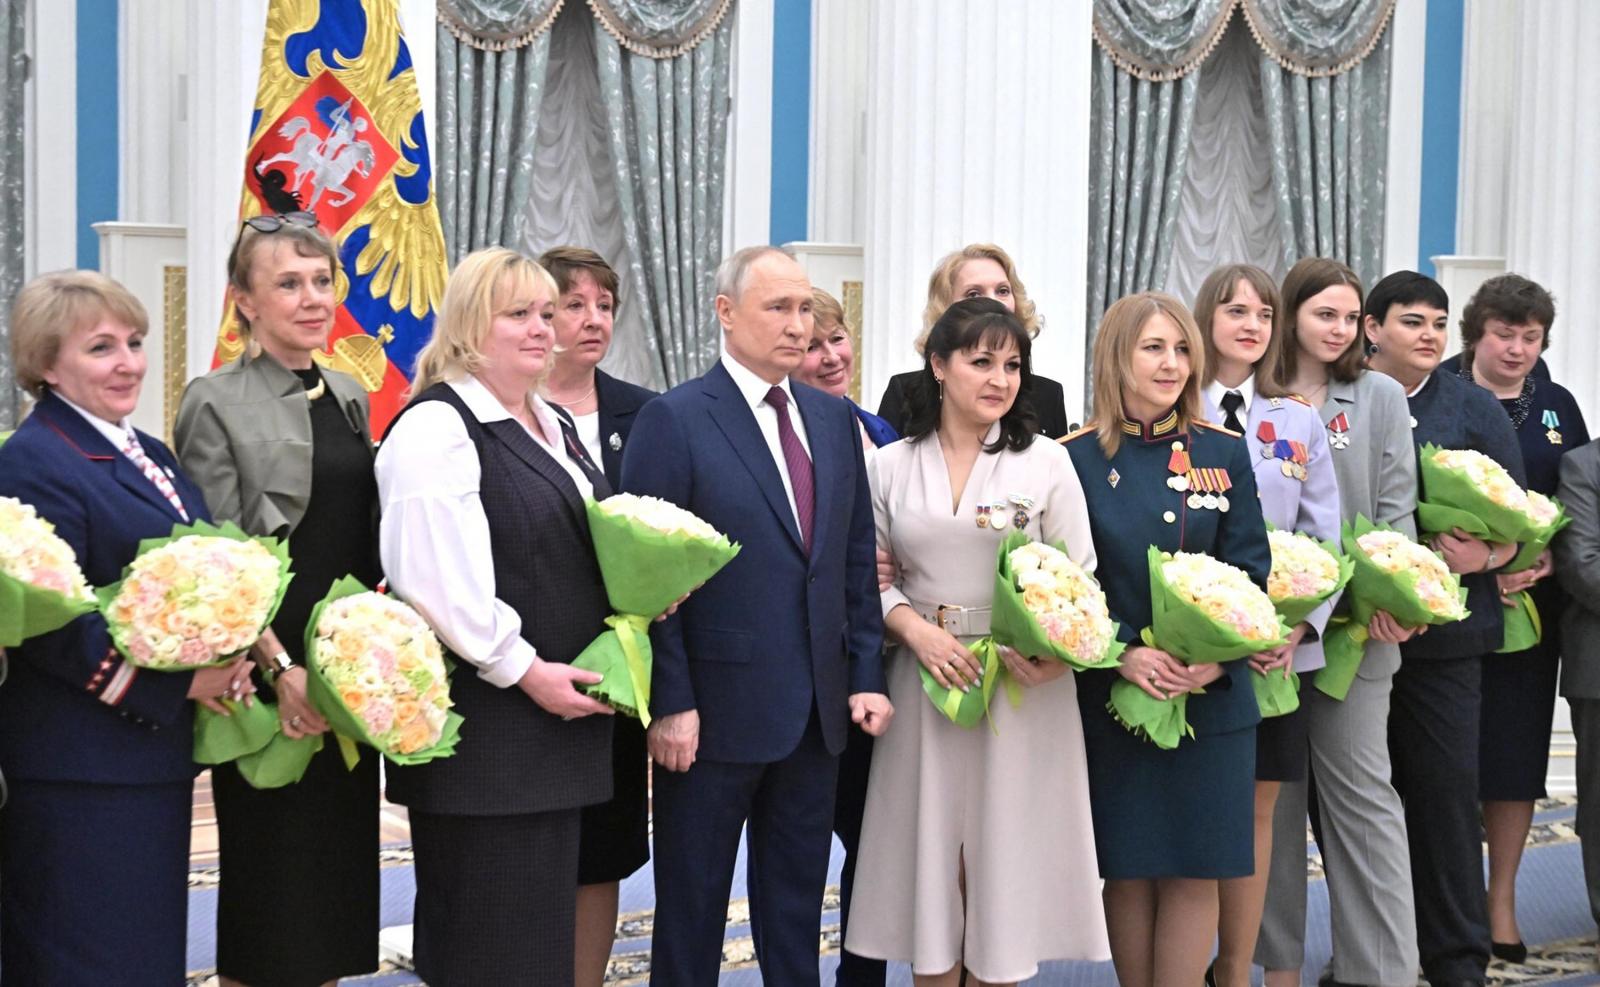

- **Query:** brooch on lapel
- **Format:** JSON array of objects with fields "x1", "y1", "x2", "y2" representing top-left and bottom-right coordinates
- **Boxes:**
[
  {"x1": 1327, "y1": 412, "x2": 1351, "y2": 450},
  {"x1": 1544, "y1": 410, "x2": 1563, "y2": 445},
  {"x1": 608, "y1": 432, "x2": 623, "y2": 451}
]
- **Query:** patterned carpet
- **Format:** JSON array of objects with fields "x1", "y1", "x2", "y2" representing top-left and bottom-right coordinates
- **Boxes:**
[{"x1": 182, "y1": 796, "x2": 1600, "y2": 985}]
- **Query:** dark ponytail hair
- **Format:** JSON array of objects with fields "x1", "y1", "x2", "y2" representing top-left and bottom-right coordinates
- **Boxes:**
[{"x1": 902, "y1": 297, "x2": 1038, "y2": 453}]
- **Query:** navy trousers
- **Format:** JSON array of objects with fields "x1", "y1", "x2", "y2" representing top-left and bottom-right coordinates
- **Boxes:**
[{"x1": 651, "y1": 710, "x2": 839, "y2": 986}]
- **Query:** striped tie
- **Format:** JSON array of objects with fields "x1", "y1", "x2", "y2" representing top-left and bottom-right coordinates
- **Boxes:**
[
  {"x1": 122, "y1": 431, "x2": 190, "y2": 521},
  {"x1": 764, "y1": 386, "x2": 814, "y2": 555}
]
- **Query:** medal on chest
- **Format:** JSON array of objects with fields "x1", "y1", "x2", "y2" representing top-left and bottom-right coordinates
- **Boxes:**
[
  {"x1": 1166, "y1": 441, "x2": 1192, "y2": 492},
  {"x1": 1544, "y1": 409, "x2": 1563, "y2": 445},
  {"x1": 1185, "y1": 466, "x2": 1233, "y2": 512},
  {"x1": 1327, "y1": 412, "x2": 1351, "y2": 450}
]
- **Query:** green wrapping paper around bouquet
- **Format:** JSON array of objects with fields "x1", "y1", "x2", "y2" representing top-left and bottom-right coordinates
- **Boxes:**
[
  {"x1": 571, "y1": 496, "x2": 741, "y2": 726},
  {"x1": 302, "y1": 576, "x2": 463, "y2": 774},
  {"x1": 1109, "y1": 546, "x2": 1289, "y2": 750},
  {"x1": 0, "y1": 570, "x2": 97, "y2": 648},
  {"x1": 1416, "y1": 443, "x2": 1538, "y2": 543},
  {"x1": 96, "y1": 519, "x2": 293, "y2": 669},
  {"x1": 236, "y1": 732, "x2": 325, "y2": 789},
  {"x1": 1496, "y1": 496, "x2": 1571, "y2": 653},
  {"x1": 193, "y1": 699, "x2": 326, "y2": 789},
  {"x1": 1313, "y1": 516, "x2": 1470, "y2": 699},
  {"x1": 918, "y1": 637, "x2": 1002, "y2": 729},
  {"x1": 1262, "y1": 530, "x2": 1353, "y2": 718},
  {"x1": 990, "y1": 529, "x2": 1126, "y2": 672}
]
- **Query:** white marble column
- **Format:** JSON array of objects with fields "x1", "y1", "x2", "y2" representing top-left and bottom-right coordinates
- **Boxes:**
[
  {"x1": 808, "y1": 0, "x2": 867, "y2": 245},
  {"x1": 1455, "y1": 0, "x2": 1519, "y2": 257},
  {"x1": 120, "y1": 0, "x2": 189, "y2": 226},
  {"x1": 861, "y1": 0, "x2": 1094, "y2": 417}
]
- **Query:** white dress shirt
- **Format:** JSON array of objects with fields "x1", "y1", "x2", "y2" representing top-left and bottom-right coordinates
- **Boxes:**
[
  {"x1": 1204, "y1": 373, "x2": 1256, "y2": 425},
  {"x1": 721, "y1": 353, "x2": 812, "y2": 528},
  {"x1": 54, "y1": 391, "x2": 145, "y2": 465},
  {"x1": 376, "y1": 375, "x2": 593, "y2": 689},
  {"x1": 571, "y1": 409, "x2": 604, "y2": 470}
]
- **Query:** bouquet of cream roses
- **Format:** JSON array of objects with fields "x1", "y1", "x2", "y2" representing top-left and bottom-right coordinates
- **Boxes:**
[
  {"x1": 0, "y1": 496, "x2": 97, "y2": 647},
  {"x1": 1315, "y1": 516, "x2": 1469, "y2": 699},
  {"x1": 98, "y1": 520, "x2": 291, "y2": 669},
  {"x1": 1258, "y1": 529, "x2": 1353, "y2": 717},
  {"x1": 923, "y1": 530, "x2": 1123, "y2": 728},
  {"x1": 571, "y1": 494, "x2": 740, "y2": 724},
  {"x1": 1497, "y1": 490, "x2": 1571, "y2": 653},
  {"x1": 1109, "y1": 548, "x2": 1288, "y2": 749},
  {"x1": 1417, "y1": 445, "x2": 1544, "y2": 543}
]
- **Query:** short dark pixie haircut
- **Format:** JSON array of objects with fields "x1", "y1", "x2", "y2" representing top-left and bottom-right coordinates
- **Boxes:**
[
  {"x1": 903, "y1": 297, "x2": 1038, "y2": 453},
  {"x1": 1459, "y1": 274, "x2": 1556, "y2": 360},
  {"x1": 1364, "y1": 270, "x2": 1450, "y2": 325}
]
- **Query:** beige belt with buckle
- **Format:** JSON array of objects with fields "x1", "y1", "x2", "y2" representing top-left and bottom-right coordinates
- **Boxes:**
[{"x1": 908, "y1": 599, "x2": 992, "y2": 639}]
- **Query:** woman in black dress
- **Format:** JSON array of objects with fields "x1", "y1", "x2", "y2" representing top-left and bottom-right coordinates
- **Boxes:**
[
  {"x1": 876, "y1": 244, "x2": 1071, "y2": 439},
  {"x1": 1456, "y1": 275, "x2": 1589, "y2": 961},
  {"x1": 176, "y1": 213, "x2": 381, "y2": 987},
  {"x1": 537, "y1": 245, "x2": 657, "y2": 985}
]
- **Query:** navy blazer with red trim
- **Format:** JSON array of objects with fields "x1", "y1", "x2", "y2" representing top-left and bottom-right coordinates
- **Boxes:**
[{"x1": 0, "y1": 391, "x2": 211, "y2": 784}]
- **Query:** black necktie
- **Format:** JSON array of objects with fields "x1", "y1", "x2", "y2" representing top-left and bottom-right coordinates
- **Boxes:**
[
  {"x1": 553, "y1": 409, "x2": 612, "y2": 498},
  {"x1": 1220, "y1": 390, "x2": 1245, "y2": 433}
]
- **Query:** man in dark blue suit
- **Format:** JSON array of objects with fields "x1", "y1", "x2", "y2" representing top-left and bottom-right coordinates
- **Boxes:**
[{"x1": 621, "y1": 246, "x2": 892, "y2": 984}]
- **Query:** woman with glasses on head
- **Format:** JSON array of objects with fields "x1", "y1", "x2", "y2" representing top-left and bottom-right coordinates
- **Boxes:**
[
  {"x1": 877, "y1": 244, "x2": 1071, "y2": 440},
  {"x1": 175, "y1": 210, "x2": 383, "y2": 987},
  {"x1": 0, "y1": 271, "x2": 248, "y2": 984}
]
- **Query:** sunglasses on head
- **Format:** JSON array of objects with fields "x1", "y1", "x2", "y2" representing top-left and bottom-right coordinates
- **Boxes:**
[{"x1": 242, "y1": 211, "x2": 320, "y2": 233}]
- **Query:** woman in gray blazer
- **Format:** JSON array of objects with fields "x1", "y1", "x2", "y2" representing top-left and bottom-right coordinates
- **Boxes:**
[
  {"x1": 175, "y1": 213, "x2": 382, "y2": 987},
  {"x1": 1255, "y1": 258, "x2": 1422, "y2": 987},
  {"x1": 1555, "y1": 438, "x2": 1600, "y2": 944}
]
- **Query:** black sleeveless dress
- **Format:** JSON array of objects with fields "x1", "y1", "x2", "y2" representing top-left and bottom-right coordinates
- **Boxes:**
[{"x1": 213, "y1": 367, "x2": 383, "y2": 987}]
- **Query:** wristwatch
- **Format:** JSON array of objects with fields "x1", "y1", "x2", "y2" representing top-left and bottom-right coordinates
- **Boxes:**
[
  {"x1": 263, "y1": 650, "x2": 295, "y2": 683},
  {"x1": 1483, "y1": 548, "x2": 1499, "y2": 572}
]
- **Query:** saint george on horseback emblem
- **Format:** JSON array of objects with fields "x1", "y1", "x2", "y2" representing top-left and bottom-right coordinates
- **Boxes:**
[{"x1": 245, "y1": 73, "x2": 399, "y2": 233}]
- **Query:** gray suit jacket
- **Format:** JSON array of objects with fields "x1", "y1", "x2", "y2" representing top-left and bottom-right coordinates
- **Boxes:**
[
  {"x1": 1322, "y1": 369, "x2": 1419, "y2": 682},
  {"x1": 174, "y1": 349, "x2": 372, "y2": 538},
  {"x1": 1557, "y1": 439, "x2": 1600, "y2": 698}
]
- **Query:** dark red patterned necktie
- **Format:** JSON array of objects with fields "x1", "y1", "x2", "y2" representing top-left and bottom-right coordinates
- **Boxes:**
[{"x1": 765, "y1": 385, "x2": 814, "y2": 554}]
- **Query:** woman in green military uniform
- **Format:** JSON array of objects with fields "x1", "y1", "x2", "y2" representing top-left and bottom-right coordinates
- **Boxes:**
[{"x1": 1062, "y1": 292, "x2": 1272, "y2": 987}]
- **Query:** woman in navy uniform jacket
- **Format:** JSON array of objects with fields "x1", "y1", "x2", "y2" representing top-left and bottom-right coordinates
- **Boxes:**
[
  {"x1": 1061, "y1": 292, "x2": 1272, "y2": 987},
  {"x1": 0, "y1": 271, "x2": 248, "y2": 984}
]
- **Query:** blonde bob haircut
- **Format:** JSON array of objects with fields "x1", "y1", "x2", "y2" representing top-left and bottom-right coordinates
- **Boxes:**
[
  {"x1": 810, "y1": 287, "x2": 845, "y2": 340},
  {"x1": 409, "y1": 247, "x2": 558, "y2": 400},
  {"x1": 226, "y1": 221, "x2": 340, "y2": 337},
  {"x1": 12, "y1": 270, "x2": 149, "y2": 398},
  {"x1": 1192, "y1": 263, "x2": 1288, "y2": 399},
  {"x1": 1087, "y1": 291, "x2": 1207, "y2": 458},
  {"x1": 918, "y1": 243, "x2": 1040, "y2": 352}
]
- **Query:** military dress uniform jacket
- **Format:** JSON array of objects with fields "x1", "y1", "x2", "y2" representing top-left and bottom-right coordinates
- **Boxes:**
[{"x1": 1063, "y1": 411, "x2": 1274, "y2": 735}]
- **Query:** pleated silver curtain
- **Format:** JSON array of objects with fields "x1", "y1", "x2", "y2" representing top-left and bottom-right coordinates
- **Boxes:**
[
  {"x1": 0, "y1": 0, "x2": 23, "y2": 430},
  {"x1": 1255, "y1": 1, "x2": 1394, "y2": 288},
  {"x1": 436, "y1": 0, "x2": 564, "y2": 262},
  {"x1": 591, "y1": 0, "x2": 735, "y2": 387}
]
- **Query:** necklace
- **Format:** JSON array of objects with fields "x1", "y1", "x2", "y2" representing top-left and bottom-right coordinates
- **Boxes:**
[
  {"x1": 301, "y1": 373, "x2": 326, "y2": 401},
  {"x1": 1460, "y1": 367, "x2": 1535, "y2": 428},
  {"x1": 547, "y1": 379, "x2": 596, "y2": 407}
]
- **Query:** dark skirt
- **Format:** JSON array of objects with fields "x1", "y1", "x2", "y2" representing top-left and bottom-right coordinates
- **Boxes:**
[
  {"x1": 1256, "y1": 698, "x2": 1309, "y2": 783},
  {"x1": 409, "y1": 806, "x2": 582, "y2": 986},
  {"x1": 1081, "y1": 713, "x2": 1255, "y2": 880},
  {"x1": 2, "y1": 779, "x2": 192, "y2": 986},
  {"x1": 1479, "y1": 643, "x2": 1560, "y2": 801},
  {"x1": 213, "y1": 738, "x2": 381, "y2": 986},
  {"x1": 578, "y1": 714, "x2": 650, "y2": 884}
]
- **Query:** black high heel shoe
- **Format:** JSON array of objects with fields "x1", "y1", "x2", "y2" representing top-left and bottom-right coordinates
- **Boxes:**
[
  {"x1": 1491, "y1": 940, "x2": 1529, "y2": 964},
  {"x1": 1205, "y1": 961, "x2": 1219, "y2": 987}
]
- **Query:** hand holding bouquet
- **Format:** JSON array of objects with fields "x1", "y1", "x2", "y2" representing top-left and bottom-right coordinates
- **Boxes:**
[
  {"x1": 0, "y1": 496, "x2": 97, "y2": 647},
  {"x1": 1110, "y1": 548, "x2": 1288, "y2": 749},
  {"x1": 1315, "y1": 516, "x2": 1469, "y2": 699},
  {"x1": 1497, "y1": 489, "x2": 1571, "y2": 652},
  {"x1": 1258, "y1": 530, "x2": 1353, "y2": 716},
  {"x1": 98, "y1": 520, "x2": 291, "y2": 669},
  {"x1": 1417, "y1": 445, "x2": 1543, "y2": 543},
  {"x1": 303, "y1": 577, "x2": 461, "y2": 765},
  {"x1": 572, "y1": 494, "x2": 740, "y2": 724}
]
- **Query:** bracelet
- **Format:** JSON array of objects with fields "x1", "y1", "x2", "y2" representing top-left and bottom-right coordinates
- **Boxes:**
[
  {"x1": 1483, "y1": 548, "x2": 1498, "y2": 572},
  {"x1": 262, "y1": 651, "x2": 295, "y2": 683}
]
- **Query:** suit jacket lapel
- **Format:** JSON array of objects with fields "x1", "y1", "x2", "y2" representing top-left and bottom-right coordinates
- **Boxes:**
[
  {"x1": 36, "y1": 397, "x2": 191, "y2": 525},
  {"x1": 482, "y1": 418, "x2": 590, "y2": 534},
  {"x1": 702, "y1": 364, "x2": 806, "y2": 554},
  {"x1": 594, "y1": 372, "x2": 635, "y2": 486}
]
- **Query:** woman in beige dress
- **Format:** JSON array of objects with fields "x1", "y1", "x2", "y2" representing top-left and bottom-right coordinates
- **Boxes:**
[{"x1": 846, "y1": 298, "x2": 1109, "y2": 986}]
